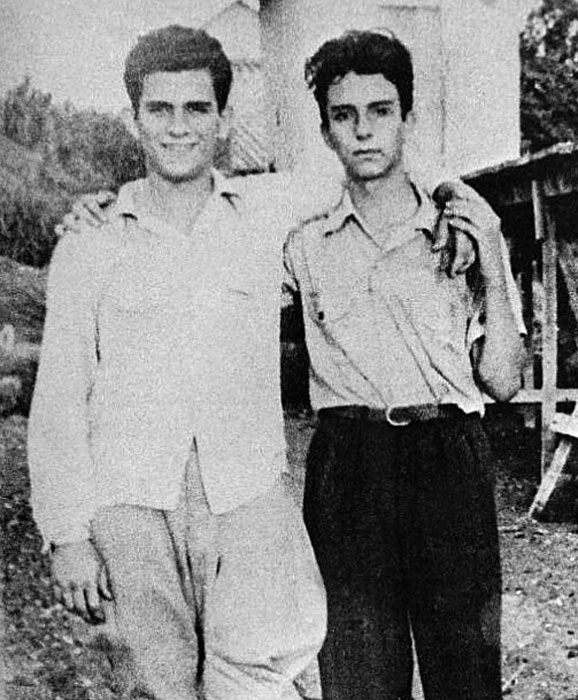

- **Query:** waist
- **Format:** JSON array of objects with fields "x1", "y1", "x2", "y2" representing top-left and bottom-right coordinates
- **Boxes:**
[{"x1": 318, "y1": 403, "x2": 466, "y2": 427}]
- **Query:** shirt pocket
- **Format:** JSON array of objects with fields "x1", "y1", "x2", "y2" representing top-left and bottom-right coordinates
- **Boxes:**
[{"x1": 307, "y1": 272, "x2": 369, "y2": 329}]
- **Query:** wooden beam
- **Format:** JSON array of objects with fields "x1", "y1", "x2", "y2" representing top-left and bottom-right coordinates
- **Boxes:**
[
  {"x1": 529, "y1": 402, "x2": 578, "y2": 520},
  {"x1": 531, "y1": 180, "x2": 558, "y2": 473}
]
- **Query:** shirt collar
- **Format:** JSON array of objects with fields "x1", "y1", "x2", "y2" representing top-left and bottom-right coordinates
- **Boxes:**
[
  {"x1": 322, "y1": 182, "x2": 438, "y2": 240},
  {"x1": 114, "y1": 169, "x2": 241, "y2": 220}
]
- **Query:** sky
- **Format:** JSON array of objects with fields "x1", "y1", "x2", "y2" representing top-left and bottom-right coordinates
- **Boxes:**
[{"x1": 0, "y1": 0, "x2": 252, "y2": 114}]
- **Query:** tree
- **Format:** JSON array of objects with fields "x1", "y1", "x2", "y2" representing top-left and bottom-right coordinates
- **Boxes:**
[{"x1": 521, "y1": 0, "x2": 578, "y2": 151}]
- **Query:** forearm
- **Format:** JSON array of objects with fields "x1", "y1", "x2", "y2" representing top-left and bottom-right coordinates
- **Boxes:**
[{"x1": 475, "y1": 274, "x2": 526, "y2": 402}]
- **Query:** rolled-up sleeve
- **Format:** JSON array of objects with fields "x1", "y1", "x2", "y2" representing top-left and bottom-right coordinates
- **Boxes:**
[{"x1": 28, "y1": 235, "x2": 101, "y2": 549}]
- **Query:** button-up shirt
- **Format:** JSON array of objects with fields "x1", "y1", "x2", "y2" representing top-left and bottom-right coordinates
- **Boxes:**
[
  {"x1": 29, "y1": 170, "x2": 325, "y2": 547},
  {"x1": 284, "y1": 187, "x2": 524, "y2": 414}
]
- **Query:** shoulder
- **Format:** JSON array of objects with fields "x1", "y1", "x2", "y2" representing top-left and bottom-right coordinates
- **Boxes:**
[
  {"x1": 284, "y1": 209, "x2": 334, "y2": 266},
  {"x1": 48, "y1": 220, "x2": 126, "y2": 293}
]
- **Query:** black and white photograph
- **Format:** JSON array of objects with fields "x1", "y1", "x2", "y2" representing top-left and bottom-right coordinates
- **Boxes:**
[{"x1": 1, "y1": 1, "x2": 578, "y2": 699}]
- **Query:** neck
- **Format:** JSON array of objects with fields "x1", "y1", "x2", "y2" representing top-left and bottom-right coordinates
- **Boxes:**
[
  {"x1": 348, "y1": 167, "x2": 418, "y2": 230},
  {"x1": 141, "y1": 170, "x2": 214, "y2": 234}
]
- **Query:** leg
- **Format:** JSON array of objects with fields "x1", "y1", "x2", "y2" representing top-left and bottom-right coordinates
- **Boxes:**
[
  {"x1": 402, "y1": 416, "x2": 502, "y2": 700},
  {"x1": 304, "y1": 416, "x2": 413, "y2": 700},
  {"x1": 91, "y1": 504, "x2": 199, "y2": 700},
  {"x1": 202, "y1": 476, "x2": 326, "y2": 700}
]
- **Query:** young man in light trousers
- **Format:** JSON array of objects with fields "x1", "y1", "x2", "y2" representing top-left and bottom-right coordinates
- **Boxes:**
[{"x1": 28, "y1": 26, "x2": 327, "y2": 700}]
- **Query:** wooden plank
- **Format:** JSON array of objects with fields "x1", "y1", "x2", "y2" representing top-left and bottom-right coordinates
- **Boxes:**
[
  {"x1": 559, "y1": 238, "x2": 578, "y2": 327},
  {"x1": 529, "y1": 437, "x2": 573, "y2": 520},
  {"x1": 517, "y1": 271, "x2": 535, "y2": 392},
  {"x1": 532, "y1": 180, "x2": 558, "y2": 473},
  {"x1": 529, "y1": 402, "x2": 578, "y2": 519},
  {"x1": 550, "y1": 411, "x2": 578, "y2": 439}
]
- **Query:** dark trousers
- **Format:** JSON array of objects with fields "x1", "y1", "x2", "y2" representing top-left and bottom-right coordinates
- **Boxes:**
[{"x1": 303, "y1": 409, "x2": 502, "y2": 700}]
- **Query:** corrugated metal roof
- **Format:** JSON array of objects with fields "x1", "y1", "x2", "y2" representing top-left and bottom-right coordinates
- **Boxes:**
[{"x1": 464, "y1": 142, "x2": 578, "y2": 206}]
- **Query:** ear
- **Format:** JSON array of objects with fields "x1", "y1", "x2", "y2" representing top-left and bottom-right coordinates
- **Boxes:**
[
  {"x1": 120, "y1": 106, "x2": 139, "y2": 140},
  {"x1": 218, "y1": 105, "x2": 232, "y2": 142},
  {"x1": 321, "y1": 123, "x2": 336, "y2": 152},
  {"x1": 402, "y1": 110, "x2": 416, "y2": 139}
]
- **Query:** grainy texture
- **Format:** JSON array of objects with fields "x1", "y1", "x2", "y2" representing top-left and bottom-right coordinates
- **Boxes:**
[{"x1": 2, "y1": 410, "x2": 578, "y2": 699}]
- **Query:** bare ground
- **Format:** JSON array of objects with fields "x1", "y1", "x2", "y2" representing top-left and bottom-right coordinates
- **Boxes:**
[{"x1": 2, "y1": 409, "x2": 578, "y2": 699}]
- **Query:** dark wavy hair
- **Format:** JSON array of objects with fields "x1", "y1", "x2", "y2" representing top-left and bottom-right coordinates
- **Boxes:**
[
  {"x1": 124, "y1": 25, "x2": 233, "y2": 115},
  {"x1": 305, "y1": 30, "x2": 414, "y2": 126}
]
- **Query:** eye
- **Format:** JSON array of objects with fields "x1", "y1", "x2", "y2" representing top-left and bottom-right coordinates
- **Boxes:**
[
  {"x1": 332, "y1": 110, "x2": 351, "y2": 123},
  {"x1": 146, "y1": 102, "x2": 171, "y2": 115},
  {"x1": 373, "y1": 105, "x2": 392, "y2": 117},
  {"x1": 185, "y1": 103, "x2": 213, "y2": 115}
]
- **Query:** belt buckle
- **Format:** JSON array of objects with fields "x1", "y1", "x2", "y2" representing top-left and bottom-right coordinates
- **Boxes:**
[{"x1": 385, "y1": 405, "x2": 411, "y2": 427}]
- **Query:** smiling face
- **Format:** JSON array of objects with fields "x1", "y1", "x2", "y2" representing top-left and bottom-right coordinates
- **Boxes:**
[
  {"x1": 322, "y1": 71, "x2": 413, "y2": 183},
  {"x1": 135, "y1": 69, "x2": 228, "y2": 183}
]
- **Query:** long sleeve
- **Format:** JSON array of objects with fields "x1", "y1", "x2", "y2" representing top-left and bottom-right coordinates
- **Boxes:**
[{"x1": 28, "y1": 235, "x2": 102, "y2": 549}]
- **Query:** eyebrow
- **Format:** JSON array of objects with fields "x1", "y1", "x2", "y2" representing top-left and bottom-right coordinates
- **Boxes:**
[
  {"x1": 143, "y1": 100, "x2": 215, "y2": 110},
  {"x1": 329, "y1": 99, "x2": 397, "y2": 111}
]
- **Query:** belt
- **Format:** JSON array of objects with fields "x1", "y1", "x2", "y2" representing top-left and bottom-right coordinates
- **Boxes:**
[{"x1": 318, "y1": 403, "x2": 463, "y2": 427}]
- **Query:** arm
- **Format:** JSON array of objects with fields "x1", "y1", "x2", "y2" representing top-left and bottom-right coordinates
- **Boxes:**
[
  {"x1": 444, "y1": 199, "x2": 526, "y2": 401},
  {"x1": 28, "y1": 236, "x2": 111, "y2": 618}
]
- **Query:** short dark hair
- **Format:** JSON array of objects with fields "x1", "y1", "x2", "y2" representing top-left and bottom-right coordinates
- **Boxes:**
[
  {"x1": 124, "y1": 25, "x2": 233, "y2": 115},
  {"x1": 305, "y1": 30, "x2": 414, "y2": 125}
]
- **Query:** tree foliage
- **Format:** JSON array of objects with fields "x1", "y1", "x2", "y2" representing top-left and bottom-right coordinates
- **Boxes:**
[
  {"x1": 521, "y1": 0, "x2": 578, "y2": 151},
  {"x1": 0, "y1": 78, "x2": 145, "y2": 266}
]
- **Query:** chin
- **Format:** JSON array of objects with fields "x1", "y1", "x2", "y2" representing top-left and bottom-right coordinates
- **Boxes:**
[
  {"x1": 158, "y1": 167, "x2": 205, "y2": 183},
  {"x1": 350, "y1": 169, "x2": 388, "y2": 183}
]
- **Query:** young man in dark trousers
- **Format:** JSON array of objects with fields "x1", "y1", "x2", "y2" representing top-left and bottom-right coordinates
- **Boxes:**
[{"x1": 284, "y1": 29, "x2": 526, "y2": 700}]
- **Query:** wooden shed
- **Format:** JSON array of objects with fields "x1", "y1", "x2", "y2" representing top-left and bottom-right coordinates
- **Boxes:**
[{"x1": 465, "y1": 143, "x2": 578, "y2": 472}]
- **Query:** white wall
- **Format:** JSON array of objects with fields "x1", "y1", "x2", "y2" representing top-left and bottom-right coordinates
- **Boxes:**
[{"x1": 205, "y1": 1, "x2": 262, "y2": 61}]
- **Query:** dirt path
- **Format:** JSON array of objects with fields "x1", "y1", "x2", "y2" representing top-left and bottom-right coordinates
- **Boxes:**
[{"x1": 2, "y1": 412, "x2": 578, "y2": 699}]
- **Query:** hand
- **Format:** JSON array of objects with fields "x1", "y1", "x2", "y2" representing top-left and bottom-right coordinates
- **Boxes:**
[
  {"x1": 54, "y1": 190, "x2": 116, "y2": 237},
  {"x1": 51, "y1": 540, "x2": 112, "y2": 622},
  {"x1": 431, "y1": 180, "x2": 485, "y2": 278},
  {"x1": 434, "y1": 223, "x2": 477, "y2": 279},
  {"x1": 440, "y1": 196, "x2": 503, "y2": 283}
]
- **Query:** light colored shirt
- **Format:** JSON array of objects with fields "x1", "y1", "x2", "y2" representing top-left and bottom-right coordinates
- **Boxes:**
[
  {"x1": 29, "y1": 170, "x2": 328, "y2": 547},
  {"x1": 284, "y1": 187, "x2": 525, "y2": 414}
]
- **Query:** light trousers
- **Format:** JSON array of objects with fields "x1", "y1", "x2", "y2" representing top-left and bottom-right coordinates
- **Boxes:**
[{"x1": 90, "y1": 453, "x2": 326, "y2": 700}]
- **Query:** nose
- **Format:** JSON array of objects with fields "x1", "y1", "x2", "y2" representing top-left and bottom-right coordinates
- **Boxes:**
[
  {"x1": 168, "y1": 108, "x2": 190, "y2": 136},
  {"x1": 355, "y1": 113, "x2": 372, "y2": 140}
]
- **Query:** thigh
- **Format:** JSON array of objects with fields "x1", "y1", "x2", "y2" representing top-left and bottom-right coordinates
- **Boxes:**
[
  {"x1": 204, "y1": 477, "x2": 326, "y2": 684},
  {"x1": 91, "y1": 504, "x2": 199, "y2": 700},
  {"x1": 404, "y1": 417, "x2": 501, "y2": 700},
  {"x1": 304, "y1": 418, "x2": 413, "y2": 700}
]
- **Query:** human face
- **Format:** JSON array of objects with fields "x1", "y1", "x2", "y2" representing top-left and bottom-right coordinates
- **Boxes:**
[
  {"x1": 321, "y1": 71, "x2": 412, "y2": 183},
  {"x1": 135, "y1": 69, "x2": 228, "y2": 183}
]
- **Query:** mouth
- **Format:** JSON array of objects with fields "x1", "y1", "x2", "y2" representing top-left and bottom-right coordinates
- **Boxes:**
[
  {"x1": 162, "y1": 143, "x2": 198, "y2": 152},
  {"x1": 353, "y1": 149, "x2": 382, "y2": 157}
]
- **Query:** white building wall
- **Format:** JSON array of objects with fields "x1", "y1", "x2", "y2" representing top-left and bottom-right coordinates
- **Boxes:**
[
  {"x1": 260, "y1": 0, "x2": 533, "y2": 179},
  {"x1": 205, "y1": 0, "x2": 262, "y2": 60}
]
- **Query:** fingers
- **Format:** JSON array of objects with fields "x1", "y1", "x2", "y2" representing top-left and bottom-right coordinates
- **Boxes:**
[
  {"x1": 85, "y1": 581, "x2": 106, "y2": 623},
  {"x1": 55, "y1": 212, "x2": 83, "y2": 238},
  {"x1": 432, "y1": 180, "x2": 486, "y2": 207},
  {"x1": 71, "y1": 195, "x2": 105, "y2": 225},
  {"x1": 53, "y1": 580, "x2": 105, "y2": 622},
  {"x1": 449, "y1": 232, "x2": 477, "y2": 278},
  {"x1": 431, "y1": 211, "x2": 450, "y2": 252},
  {"x1": 71, "y1": 190, "x2": 115, "y2": 226},
  {"x1": 98, "y1": 566, "x2": 113, "y2": 600}
]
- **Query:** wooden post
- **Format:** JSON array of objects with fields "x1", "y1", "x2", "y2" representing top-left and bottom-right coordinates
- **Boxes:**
[{"x1": 531, "y1": 179, "x2": 557, "y2": 474}]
